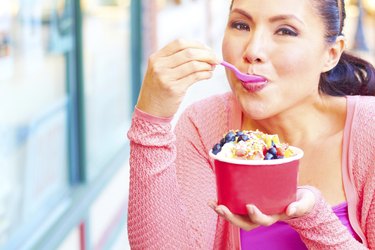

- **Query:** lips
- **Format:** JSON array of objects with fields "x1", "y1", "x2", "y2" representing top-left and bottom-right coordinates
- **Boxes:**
[
  {"x1": 241, "y1": 78, "x2": 268, "y2": 92},
  {"x1": 242, "y1": 75, "x2": 267, "y2": 84}
]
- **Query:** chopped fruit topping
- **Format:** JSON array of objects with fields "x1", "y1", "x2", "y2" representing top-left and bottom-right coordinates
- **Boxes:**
[{"x1": 211, "y1": 129, "x2": 295, "y2": 160}]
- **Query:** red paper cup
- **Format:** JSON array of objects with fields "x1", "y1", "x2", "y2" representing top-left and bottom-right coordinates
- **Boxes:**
[{"x1": 209, "y1": 146, "x2": 303, "y2": 215}]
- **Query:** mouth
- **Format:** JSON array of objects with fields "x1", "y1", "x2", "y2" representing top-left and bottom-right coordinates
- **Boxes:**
[{"x1": 241, "y1": 79, "x2": 268, "y2": 92}]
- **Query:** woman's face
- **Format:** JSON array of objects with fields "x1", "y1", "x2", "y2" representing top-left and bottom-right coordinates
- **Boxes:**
[{"x1": 223, "y1": 0, "x2": 331, "y2": 120}]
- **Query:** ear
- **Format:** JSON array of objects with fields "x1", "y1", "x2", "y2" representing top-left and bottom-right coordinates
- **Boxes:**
[{"x1": 322, "y1": 36, "x2": 346, "y2": 73}]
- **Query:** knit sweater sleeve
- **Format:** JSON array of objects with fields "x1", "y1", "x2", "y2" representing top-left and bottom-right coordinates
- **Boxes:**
[
  {"x1": 127, "y1": 109, "x2": 191, "y2": 249},
  {"x1": 286, "y1": 186, "x2": 367, "y2": 249},
  {"x1": 284, "y1": 96, "x2": 375, "y2": 249},
  {"x1": 350, "y1": 96, "x2": 375, "y2": 249},
  {"x1": 363, "y1": 174, "x2": 375, "y2": 249},
  {"x1": 365, "y1": 194, "x2": 375, "y2": 249},
  {"x1": 126, "y1": 95, "x2": 230, "y2": 249}
]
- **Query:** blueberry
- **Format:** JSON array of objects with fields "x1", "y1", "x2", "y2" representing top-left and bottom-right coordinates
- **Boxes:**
[
  {"x1": 271, "y1": 141, "x2": 276, "y2": 148},
  {"x1": 277, "y1": 155, "x2": 284, "y2": 159},
  {"x1": 237, "y1": 134, "x2": 249, "y2": 142},
  {"x1": 236, "y1": 131, "x2": 244, "y2": 136},
  {"x1": 267, "y1": 147, "x2": 277, "y2": 156},
  {"x1": 212, "y1": 143, "x2": 222, "y2": 155},
  {"x1": 220, "y1": 137, "x2": 226, "y2": 146},
  {"x1": 240, "y1": 134, "x2": 249, "y2": 141},
  {"x1": 225, "y1": 131, "x2": 236, "y2": 143},
  {"x1": 265, "y1": 152, "x2": 274, "y2": 160}
]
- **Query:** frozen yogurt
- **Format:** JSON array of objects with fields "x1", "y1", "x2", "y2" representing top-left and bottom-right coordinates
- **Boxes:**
[{"x1": 211, "y1": 130, "x2": 295, "y2": 160}]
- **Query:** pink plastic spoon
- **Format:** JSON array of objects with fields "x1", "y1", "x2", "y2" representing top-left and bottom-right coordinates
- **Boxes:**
[{"x1": 220, "y1": 61, "x2": 265, "y2": 83}]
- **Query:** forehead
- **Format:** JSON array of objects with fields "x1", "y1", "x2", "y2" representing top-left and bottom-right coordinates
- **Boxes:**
[
  {"x1": 231, "y1": 0, "x2": 316, "y2": 18},
  {"x1": 230, "y1": 0, "x2": 324, "y2": 29}
]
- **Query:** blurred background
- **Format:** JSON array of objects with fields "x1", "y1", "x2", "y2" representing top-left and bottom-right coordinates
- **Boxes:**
[{"x1": 0, "y1": 0, "x2": 374, "y2": 249}]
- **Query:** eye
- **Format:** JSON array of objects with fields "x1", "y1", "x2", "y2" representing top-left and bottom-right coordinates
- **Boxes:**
[
  {"x1": 276, "y1": 27, "x2": 298, "y2": 37},
  {"x1": 230, "y1": 21, "x2": 250, "y2": 31}
]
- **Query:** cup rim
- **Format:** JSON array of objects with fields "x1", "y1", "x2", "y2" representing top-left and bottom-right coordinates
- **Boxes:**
[{"x1": 209, "y1": 146, "x2": 304, "y2": 165}]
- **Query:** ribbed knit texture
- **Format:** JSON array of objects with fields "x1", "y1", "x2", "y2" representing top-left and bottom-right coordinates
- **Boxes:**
[
  {"x1": 127, "y1": 92, "x2": 375, "y2": 249},
  {"x1": 351, "y1": 96, "x2": 375, "y2": 249},
  {"x1": 287, "y1": 187, "x2": 366, "y2": 249}
]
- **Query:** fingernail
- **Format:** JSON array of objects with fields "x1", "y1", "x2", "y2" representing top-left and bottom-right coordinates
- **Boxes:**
[
  {"x1": 289, "y1": 207, "x2": 297, "y2": 216},
  {"x1": 216, "y1": 208, "x2": 226, "y2": 217},
  {"x1": 247, "y1": 205, "x2": 254, "y2": 214}
]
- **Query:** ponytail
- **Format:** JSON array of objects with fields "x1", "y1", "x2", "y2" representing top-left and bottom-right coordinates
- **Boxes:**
[{"x1": 319, "y1": 52, "x2": 375, "y2": 96}]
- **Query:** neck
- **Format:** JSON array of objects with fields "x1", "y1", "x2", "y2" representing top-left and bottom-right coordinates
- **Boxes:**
[{"x1": 241, "y1": 95, "x2": 347, "y2": 147}]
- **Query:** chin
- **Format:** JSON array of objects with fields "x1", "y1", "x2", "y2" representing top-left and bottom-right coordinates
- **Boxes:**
[
  {"x1": 240, "y1": 99, "x2": 271, "y2": 120},
  {"x1": 244, "y1": 110, "x2": 271, "y2": 121}
]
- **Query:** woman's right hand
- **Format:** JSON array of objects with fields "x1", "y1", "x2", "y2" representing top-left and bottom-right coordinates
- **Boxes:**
[
  {"x1": 136, "y1": 39, "x2": 219, "y2": 118},
  {"x1": 209, "y1": 186, "x2": 317, "y2": 231}
]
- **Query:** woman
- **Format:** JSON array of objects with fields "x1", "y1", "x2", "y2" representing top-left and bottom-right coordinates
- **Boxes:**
[{"x1": 127, "y1": 0, "x2": 375, "y2": 249}]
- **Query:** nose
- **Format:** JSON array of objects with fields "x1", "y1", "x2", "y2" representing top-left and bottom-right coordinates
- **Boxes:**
[{"x1": 242, "y1": 32, "x2": 267, "y2": 65}]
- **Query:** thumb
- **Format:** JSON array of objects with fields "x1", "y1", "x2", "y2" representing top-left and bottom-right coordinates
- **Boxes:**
[{"x1": 286, "y1": 186, "x2": 317, "y2": 217}]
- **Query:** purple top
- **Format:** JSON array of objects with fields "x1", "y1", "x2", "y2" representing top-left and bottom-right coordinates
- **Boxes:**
[{"x1": 240, "y1": 202, "x2": 360, "y2": 249}]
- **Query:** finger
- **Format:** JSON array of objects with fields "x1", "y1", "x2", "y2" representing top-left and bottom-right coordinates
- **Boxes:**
[
  {"x1": 215, "y1": 205, "x2": 259, "y2": 231},
  {"x1": 246, "y1": 205, "x2": 280, "y2": 226},
  {"x1": 207, "y1": 200, "x2": 218, "y2": 210},
  {"x1": 167, "y1": 47, "x2": 219, "y2": 68},
  {"x1": 286, "y1": 188, "x2": 315, "y2": 217},
  {"x1": 146, "y1": 51, "x2": 216, "y2": 84},
  {"x1": 172, "y1": 61, "x2": 215, "y2": 81},
  {"x1": 173, "y1": 70, "x2": 214, "y2": 90},
  {"x1": 157, "y1": 39, "x2": 212, "y2": 57}
]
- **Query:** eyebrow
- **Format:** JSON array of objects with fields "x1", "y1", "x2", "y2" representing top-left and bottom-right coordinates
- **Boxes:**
[
  {"x1": 231, "y1": 8, "x2": 305, "y2": 26},
  {"x1": 269, "y1": 15, "x2": 305, "y2": 26}
]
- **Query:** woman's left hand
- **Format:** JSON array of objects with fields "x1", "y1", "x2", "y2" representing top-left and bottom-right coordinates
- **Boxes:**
[{"x1": 208, "y1": 187, "x2": 316, "y2": 231}]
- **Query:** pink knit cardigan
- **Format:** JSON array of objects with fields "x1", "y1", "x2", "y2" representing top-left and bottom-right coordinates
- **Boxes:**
[{"x1": 127, "y1": 92, "x2": 375, "y2": 249}]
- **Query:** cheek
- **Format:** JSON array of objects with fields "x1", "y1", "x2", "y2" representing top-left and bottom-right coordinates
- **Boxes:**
[
  {"x1": 222, "y1": 34, "x2": 243, "y2": 62},
  {"x1": 273, "y1": 48, "x2": 324, "y2": 83},
  {"x1": 221, "y1": 34, "x2": 230, "y2": 60},
  {"x1": 222, "y1": 34, "x2": 243, "y2": 88},
  {"x1": 272, "y1": 50, "x2": 323, "y2": 99},
  {"x1": 274, "y1": 51, "x2": 308, "y2": 78}
]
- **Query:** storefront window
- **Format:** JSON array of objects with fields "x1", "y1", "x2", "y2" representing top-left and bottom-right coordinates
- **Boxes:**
[
  {"x1": 0, "y1": 0, "x2": 71, "y2": 246},
  {"x1": 82, "y1": 0, "x2": 131, "y2": 180}
]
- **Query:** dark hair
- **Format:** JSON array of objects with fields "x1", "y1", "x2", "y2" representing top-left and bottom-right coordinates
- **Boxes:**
[
  {"x1": 229, "y1": 0, "x2": 375, "y2": 96},
  {"x1": 315, "y1": 0, "x2": 375, "y2": 96}
]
